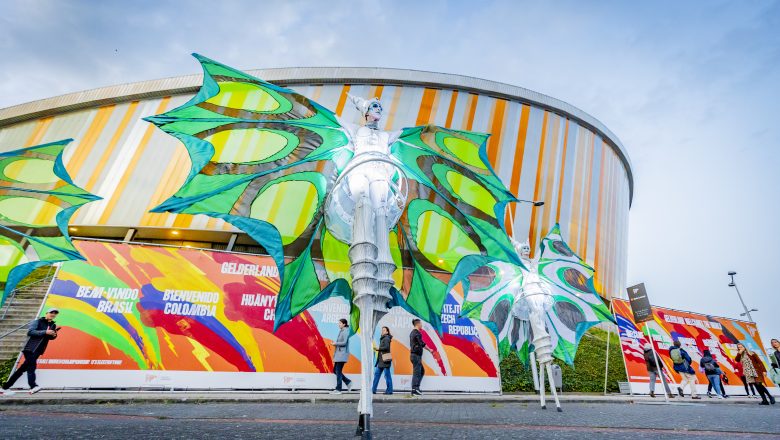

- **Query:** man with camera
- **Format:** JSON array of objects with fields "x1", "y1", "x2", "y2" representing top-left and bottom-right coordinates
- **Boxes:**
[{"x1": 1, "y1": 308, "x2": 60, "y2": 395}]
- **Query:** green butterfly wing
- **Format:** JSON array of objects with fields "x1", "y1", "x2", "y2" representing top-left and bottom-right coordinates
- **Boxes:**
[
  {"x1": 145, "y1": 54, "x2": 353, "y2": 330},
  {"x1": 538, "y1": 223, "x2": 613, "y2": 365},
  {"x1": 0, "y1": 139, "x2": 101, "y2": 305},
  {"x1": 388, "y1": 125, "x2": 523, "y2": 331}
]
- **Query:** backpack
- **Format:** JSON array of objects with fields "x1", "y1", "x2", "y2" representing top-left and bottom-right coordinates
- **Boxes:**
[
  {"x1": 703, "y1": 359, "x2": 716, "y2": 373},
  {"x1": 670, "y1": 347, "x2": 685, "y2": 365}
]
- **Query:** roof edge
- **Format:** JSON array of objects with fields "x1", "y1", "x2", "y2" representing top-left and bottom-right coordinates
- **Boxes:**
[{"x1": 0, "y1": 66, "x2": 633, "y2": 205}]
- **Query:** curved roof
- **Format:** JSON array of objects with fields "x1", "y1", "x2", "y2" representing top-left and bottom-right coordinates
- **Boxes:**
[{"x1": 0, "y1": 67, "x2": 633, "y2": 203}]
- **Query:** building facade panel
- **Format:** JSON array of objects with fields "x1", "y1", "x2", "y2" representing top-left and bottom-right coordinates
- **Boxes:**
[{"x1": 0, "y1": 71, "x2": 631, "y2": 299}]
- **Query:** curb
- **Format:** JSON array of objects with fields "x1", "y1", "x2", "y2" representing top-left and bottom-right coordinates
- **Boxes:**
[{"x1": 0, "y1": 393, "x2": 772, "y2": 406}]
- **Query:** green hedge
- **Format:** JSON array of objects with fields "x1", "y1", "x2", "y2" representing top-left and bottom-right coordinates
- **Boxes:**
[
  {"x1": 0, "y1": 356, "x2": 16, "y2": 385},
  {"x1": 500, "y1": 327, "x2": 627, "y2": 393}
]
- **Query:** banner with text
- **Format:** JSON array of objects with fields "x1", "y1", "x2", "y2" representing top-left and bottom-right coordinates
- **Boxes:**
[
  {"x1": 613, "y1": 299, "x2": 776, "y2": 395},
  {"x1": 30, "y1": 240, "x2": 499, "y2": 391}
]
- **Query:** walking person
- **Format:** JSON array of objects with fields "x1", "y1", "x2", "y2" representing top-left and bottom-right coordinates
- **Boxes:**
[
  {"x1": 371, "y1": 326, "x2": 393, "y2": 395},
  {"x1": 769, "y1": 338, "x2": 780, "y2": 388},
  {"x1": 330, "y1": 318, "x2": 353, "y2": 394},
  {"x1": 734, "y1": 359, "x2": 758, "y2": 398},
  {"x1": 643, "y1": 343, "x2": 673, "y2": 398},
  {"x1": 668, "y1": 339, "x2": 701, "y2": 399},
  {"x1": 735, "y1": 343, "x2": 775, "y2": 405},
  {"x1": 700, "y1": 349, "x2": 725, "y2": 399},
  {"x1": 1, "y1": 309, "x2": 59, "y2": 396},
  {"x1": 409, "y1": 319, "x2": 433, "y2": 396}
]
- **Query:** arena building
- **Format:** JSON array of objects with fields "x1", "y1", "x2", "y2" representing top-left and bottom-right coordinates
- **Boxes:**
[{"x1": 0, "y1": 67, "x2": 632, "y2": 300}]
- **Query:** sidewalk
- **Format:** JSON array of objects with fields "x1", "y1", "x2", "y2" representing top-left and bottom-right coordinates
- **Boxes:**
[{"x1": 0, "y1": 390, "x2": 769, "y2": 406}]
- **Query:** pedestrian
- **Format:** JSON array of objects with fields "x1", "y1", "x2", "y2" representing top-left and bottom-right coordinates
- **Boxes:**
[
  {"x1": 643, "y1": 342, "x2": 673, "y2": 398},
  {"x1": 330, "y1": 318, "x2": 353, "y2": 394},
  {"x1": 1, "y1": 309, "x2": 59, "y2": 396},
  {"x1": 700, "y1": 349, "x2": 725, "y2": 399},
  {"x1": 409, "y1": 318, "x2": 433, "y2": 396},
  {"x1": 371, "y1": 326, "x2": 393, "y2": 395},
  {"x1": 668, "y1": 339, "x2": 701, "y2": 399},
  {"x1": 734, "y1": 357, "x2": 759, "y2": 398},
  {"x1": 735, "y1": 343, "x2": 775, "y2": 405},
  {"x1": 769, "y1": 338, "x2": 780, "y2": 387}
]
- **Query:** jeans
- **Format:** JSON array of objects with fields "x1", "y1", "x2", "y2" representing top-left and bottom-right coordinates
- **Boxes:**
[
  {"x1": 410, "y1": 353, "x2": 424, "y2": 391},
  {"x1": 648, "y1": 370, "x2": 671, "y2": 394},
  {"x1": 3, "y1": 351, "x2": 39, "y2": 389},
  {"x1": 371, "y1": 366, "x2": 393, "y2": 394},
  {"x1": 707, "y1": 376, "x2": 727, "y2": 396},
  {"x1": 333, "y1": 361, "x2": 351, "y2": 391},
  {"x1": 679, "y1": 372, "x2": 698, "y2": 397},
  {"x1": 706, "y1": 374, "x2": 724, "y2": 396}
]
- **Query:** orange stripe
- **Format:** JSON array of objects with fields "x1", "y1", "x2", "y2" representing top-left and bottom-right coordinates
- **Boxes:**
[
  {"x1": 310, "y1": 85, "x2": 323, "y2": 102},
  {"x1": 568, "y1": 130, "x2": 588, "y2": 250},
  {"x1": 509, "y1": 104, "x2": 531, "y2": 197},
  {"x1": 578, "y1": 133, "x2": 597, "y2": 259},
  {"x1": 66, "y1": 105, "x2": 116, "y2": 177},
  {"x1": 24, "y1": 117, "x2": 54, "y2": 146},
  {"x1": 415, "y1": 88, "x2": 438, "y2": 126},
  {"x1": 527, "y1": 111, "x2": 549, "y2": 258},
  {"x1": 383, "y1": 86, "x2": 404, "y2": 130},
  {"x1": 487, "y1": 99, "x2": 508, "y2": 169},
  {"x1": 85, "y1": 102, "x2": 139, "y2": 192},
  {"x1": 539, "y1": 115, "x2": 561, "y2": 237},
  {"x1": 461, "y1": 94, "x2": 478, "y2": 130},
  {"x1": 444, "y1": 90, "x2": 459, "y2": 128},
  {"x1": 370, "y1": 85, "x2": 385, "y2": 100},
  {"x1": 592, "y1": 145, "x2": 610, "y2": 296},
  {"x1": 555, "y1": 120, "x2": 570, "y2": 222},
  {"x1": 97, "y1": 97, "x2": 171, "y2": 225},
  {"x1": 159, "y1": 150, "x2": 193, "y2": 227},
  {"x1": 334, "y1": 85, "x2": 351, "y2": 116}
]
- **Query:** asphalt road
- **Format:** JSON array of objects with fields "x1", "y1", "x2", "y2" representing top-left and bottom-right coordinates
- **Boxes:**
[{"x1": 0, "y1": 401, "x2": 777, "y2": 439}]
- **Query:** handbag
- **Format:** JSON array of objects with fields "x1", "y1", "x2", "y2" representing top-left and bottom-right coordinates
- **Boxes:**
[{"x1": 381, "y1": 352, "x2": 392, "y2": 362}]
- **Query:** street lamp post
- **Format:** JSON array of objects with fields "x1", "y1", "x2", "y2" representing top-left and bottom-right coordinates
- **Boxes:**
[{"x1": 727, "y1": 271, "x2": 756, "y2": 323}]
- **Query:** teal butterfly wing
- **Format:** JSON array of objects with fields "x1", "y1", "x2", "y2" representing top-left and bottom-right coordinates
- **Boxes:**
[
  {"x1": 145, "y1": 54, "x2": 353, "y2": 330},
  {"x1": 538, "y1": 223, "x2": 613, "y2": 365},
  {"x1": 0, "y1": 139, "x2": 101, "y2": 304}
]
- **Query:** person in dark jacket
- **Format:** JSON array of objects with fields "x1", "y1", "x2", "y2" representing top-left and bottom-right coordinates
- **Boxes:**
[
  {"x1": 371, "y1": 326, "x2": 393, "y2": 395},
  {"x1": 643, "y1": 342, "x2": 673, "y2": 398},
  {"x1": 770, "y1": 338, "x2": 780, "y2": 388},
  {"x1": 409, "y1": 319, "x2": 432, "y2": 396},
  {"x1": 700, "y1": 349, "x2": 725, "y2": 398},
  {"x1": 1, "y1": 309, "x2": 59, "y2": 395}
]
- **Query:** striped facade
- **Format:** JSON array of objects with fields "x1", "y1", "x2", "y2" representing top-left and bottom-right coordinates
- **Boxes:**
[{"x1": 0, "y1": 68, "x2": 632, "y2": 300}]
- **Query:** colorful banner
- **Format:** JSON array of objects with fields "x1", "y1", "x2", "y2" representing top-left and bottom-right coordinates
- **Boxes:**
[
  {"x1": 30, "y1": 240, "x2": 499, "y2": 391},
  {"x1": 614, "y1": 298, "x2": 776, "y2": 395}
]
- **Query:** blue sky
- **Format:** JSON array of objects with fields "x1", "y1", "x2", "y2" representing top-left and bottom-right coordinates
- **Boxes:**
[{"x1": 2, "y1": 1, "x2": 779, "y2": 344}]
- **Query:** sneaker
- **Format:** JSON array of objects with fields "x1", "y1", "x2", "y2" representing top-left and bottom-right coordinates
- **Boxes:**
[
  {"x1": 770, "y1": 396, "x2": 776, "y2": 405},
  {"x1": 1, "y1": 389, "x2": 16, "y2": 396},
  {"x1": 330, "y1": 390, "x2": 342, "y2": 395},
  {"x1": 667, "y1": 393, "x2": 675, "y2": 399},
  {"x1": 29, "y1": 386, "x2": 41, "y2": 394},
  {"x1": 691, "y1": 396, "x2": 701, "y2": 400},
  {"x1": 347, "y1": 382, "x2": 353, "y2": 392},
  {"x1": 677, "y1": 387, "x2": 684, "y2": 397},
  {"x1": 383, "y1": 392, "x2": 393, "y2": 395},
  {"x1": 717, "y1": 395, "x2": 724, "y2": 399},
  {"x1": 759, "y1": 401, "x2": 769, "y2": 405},
  {"x1": 707, "y1": 392, "x2": 712, "y2": 398},
  {"x1": 649, "y1": 391, "x2": 655, "y2": 398},
  {"x1": 411, "y1": 389, "x2": 422, "y2": 396}
]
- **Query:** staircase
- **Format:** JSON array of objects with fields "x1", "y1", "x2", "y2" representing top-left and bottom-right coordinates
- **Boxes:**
[{"x1": 0, "y1": 276, "x2": 54, "y2": 361}]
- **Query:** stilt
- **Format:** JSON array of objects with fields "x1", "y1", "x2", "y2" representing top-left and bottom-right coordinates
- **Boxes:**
[
  {"x1": 539, "y1": 361, "x2": 547, "y2": 409},
  {"x1": 530, "y1": 352, "x2": 539, "y2": 393},
  {"x1": 546, "y1": 363, "x2": 562, "y2": 412}
]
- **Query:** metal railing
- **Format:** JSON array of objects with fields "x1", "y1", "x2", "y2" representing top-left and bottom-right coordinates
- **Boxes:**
[{"x1": 0, "y1": 267, "x2": 54, "y2": 320}]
